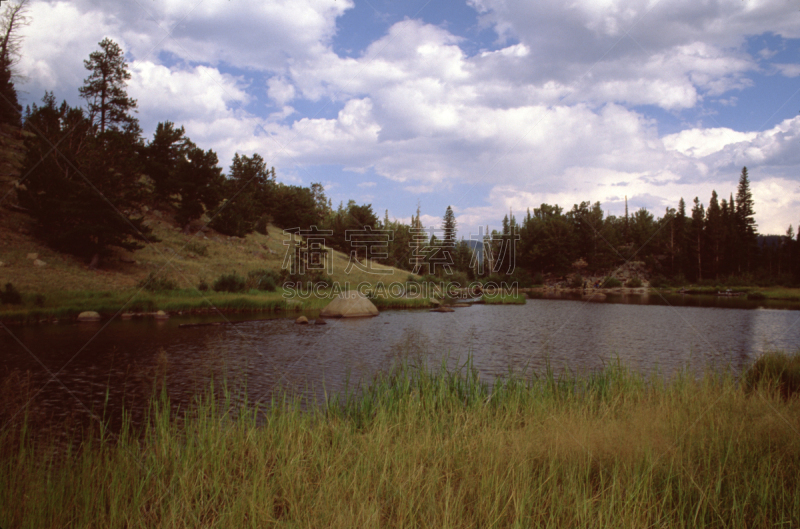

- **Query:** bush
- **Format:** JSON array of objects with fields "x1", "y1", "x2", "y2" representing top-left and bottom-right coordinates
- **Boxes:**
[
  {"x1": 197, "y1": 279, "x2": 209, "y2": 292},
  {"x1": 34, "y1": 294, "x2": 45, "y2": 307},
  {"x1": 625, "y1": 277, "x2": 643, "y2": 288},
  {"x1": 568, "y1": 274, "x2": 584, "y2": 289},
  {"x1": 531, "y1": 273, "x2": 544, "y2": 286},
  {"x1": 186, "y1": 241, "x2": 209, "y2": 257},
  {"x1": 743, "y1": 350, "x2": 800, "y2": 401},
  {"x1": 747, "y1": 291, "x2": 766, "y2": 300},
  {"x1": 649, "y1": 275, "x2": 669, "y2": 288},
  {"x1": 246, "y1": 269, "x2": 280, "y2": 292},
  {"x1": 138, "y1": 272, "x2": 178, "y2": 292},
  {"x1": 447, "y1": 272, "x2": 470, "y2": 288},
  {"x1": 601, "y1": 277, "x2": 622, "y2": 288},
  {"x1": 213, "y1": 272, "x2": 246, "y2": 293},
  {"x1": 0, "y1": 283, "x2": 22, "y2": 305}
]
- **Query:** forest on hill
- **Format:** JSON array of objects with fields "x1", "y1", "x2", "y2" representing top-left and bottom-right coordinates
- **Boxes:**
[{"x1": 1, "y1": 0, "x2": 797, "y2": 289}]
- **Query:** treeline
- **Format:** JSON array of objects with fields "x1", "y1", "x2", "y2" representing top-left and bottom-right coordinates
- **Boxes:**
[{"x1": 482, "y1": 167, "x2": 797, "y2": 285}]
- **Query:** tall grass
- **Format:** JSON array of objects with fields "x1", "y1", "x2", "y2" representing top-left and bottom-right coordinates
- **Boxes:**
[{"x1": 2, "y1": 352, "x2": 800, "y2": 527}]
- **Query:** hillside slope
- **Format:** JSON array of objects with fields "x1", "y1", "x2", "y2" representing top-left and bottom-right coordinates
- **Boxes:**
[{"x1": 0, "y1": 205, "x2": 412, "y2": 295}]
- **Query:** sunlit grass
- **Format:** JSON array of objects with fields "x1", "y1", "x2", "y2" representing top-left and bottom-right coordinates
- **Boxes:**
[{"x1": 3, "y1": 350, "x2": 799, "y2": 528}]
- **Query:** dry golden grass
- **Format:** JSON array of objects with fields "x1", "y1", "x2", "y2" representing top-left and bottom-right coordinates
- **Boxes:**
[{"x1": 0, "y1": 207, "x2": 411, "y2": 296}]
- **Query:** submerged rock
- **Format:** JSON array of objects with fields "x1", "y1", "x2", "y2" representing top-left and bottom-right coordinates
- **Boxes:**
[{"x1": 315, "y1": 317, "x2": 327, "y2": 325}]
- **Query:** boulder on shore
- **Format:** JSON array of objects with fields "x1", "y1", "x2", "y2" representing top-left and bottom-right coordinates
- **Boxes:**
[
  {"x1": 77, "y1": 311, "x2": 101, "y2": 322},
  {"x1": 320, "y1": 291, "x2": 379, "y2": 318},
  {"x1": 295, "y1": 315, "x2": 309, "y2": 324}
]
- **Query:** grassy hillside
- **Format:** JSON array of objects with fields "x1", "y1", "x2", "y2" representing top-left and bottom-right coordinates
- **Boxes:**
[{"x1": 0, "y1": 205, "x2": 417, "y2": 319}]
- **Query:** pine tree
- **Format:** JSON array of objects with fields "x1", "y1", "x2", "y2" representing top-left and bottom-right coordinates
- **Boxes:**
[
  {"x1": 79, "y1": 38, "x2": 138, "y2": 135},
  {"x1": 442, "y1": 205, "x2": 457, "y2": 250},
  {"x1": 691, "y1": 198, "x2": 705, "y2": 281},
  {"x1": 735, "y1": 166, "x2": 758, "y2": 272},
  {"x1": 18, "y1": 93, "x2": 154, "y2": 263},
  {"x1": 705, "y1": 190, "x2": 723, "y2": 279}
]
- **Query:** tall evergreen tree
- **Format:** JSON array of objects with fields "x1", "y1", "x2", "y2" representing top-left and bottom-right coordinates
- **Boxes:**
[
  {"x1": 705, "y1": 190, "x2": 723, "y2": 279},
  {"x1": 735, "y1": 166, "x2": 758, "y2": 272},
  {"x1": 690, "y1": 198, "x2": 705, "y2": 281},
  {"x1": 442, "y1": 205, "x2": 457, "y2": 250},
  {"x1": 79, "y1": 38, "x2": 138, "y2": 135}
]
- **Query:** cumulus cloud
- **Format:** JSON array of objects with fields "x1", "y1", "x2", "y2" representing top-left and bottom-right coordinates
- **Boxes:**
[{"x1": 16, "y1": 0, "x2": 800, "y2": 237}]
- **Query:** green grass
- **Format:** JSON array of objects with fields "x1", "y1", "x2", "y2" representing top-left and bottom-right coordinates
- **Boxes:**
[
  {"x1": 4, "y1": 351, "x2": 799, "y2": 527},
  {"x1": 0, "y1": 288, "x2": 314, "y2": 323}
]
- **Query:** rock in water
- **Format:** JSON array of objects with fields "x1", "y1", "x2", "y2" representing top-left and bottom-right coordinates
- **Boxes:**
[
  {"x1": 430, "y1": 306, "x2": 455, "y2": 313},
  {"x1": 315, "y1": 318, "x2": 327, "y2": 325},
  {"x1": 77, "y1": 311, "x2": 101, "y2": 322},
  {"x1": 295, "y1": 315, "x2": 309, "y2": 324},
  {"x1": 154, "y1": 310, "x2": 169, "y2": 320},
  {"x1": 320, "y1": 291, "x2": 379, "y2": 318}
]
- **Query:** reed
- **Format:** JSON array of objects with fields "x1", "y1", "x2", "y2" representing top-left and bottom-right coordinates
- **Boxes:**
[{"x1": 2, "y1": 351, "x2": 799, "y2": 528}]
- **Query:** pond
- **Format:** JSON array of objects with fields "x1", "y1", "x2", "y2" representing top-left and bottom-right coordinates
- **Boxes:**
[{"x1": 3, "y1": 294, "x2": 800, "y2": 431}]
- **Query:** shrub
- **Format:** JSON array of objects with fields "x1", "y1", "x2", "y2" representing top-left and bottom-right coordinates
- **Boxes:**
[
  {"x1": 601, "y1": 277, "x2": 622, "y2": 288},
  {"x1": 447, "y1": 272, "x2": 470, "y2": 288},
  {"x1": 743, "y1": 350, "x2": 800, "y2": 401},
  {"x1": 34, "y1": 294, "x2": 45, "y2": 307},
  {"x1": 213, "y1": 272, "x2": 246, "y2": 293},
  {"x1": 197, "y1": 279, "x2": 209, "y2": 292},
  {"x1": 531, "y1": 273, "x2": 544, "y2": 286},
  {"x1": 747, "y1": 291, "x2": 766, "y2": 300},
  {"x1": 625, "y1": 277, "x2": 643, "y2": 288},
  {"x1": 186, "y1": 241, "x2": 209, "y2": 257},
  {"x1": 246, "y1": 269, "x2": 280, "y2": 292},
  {"x1": 138, "y1": 272, "x2": 178, "y2": 292},
  {"x1": 0, "y1": 283, "x2": 22, "y2": 305},
  {"x1": 568, "y1": 274, "x2": 584, "y2": 289}
]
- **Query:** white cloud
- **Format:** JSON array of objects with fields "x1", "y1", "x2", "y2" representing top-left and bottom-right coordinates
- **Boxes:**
[
  {"x1": 663, "y1": 127, "x2": 757, "y2": 159},
  {"x1": 775, "y1": 63, "x2": 800, "y2": 77}
]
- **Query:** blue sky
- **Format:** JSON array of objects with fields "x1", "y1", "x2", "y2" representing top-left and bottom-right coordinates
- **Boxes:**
[{"x1": 18, "y1": 0, "x2": 800, "y2": 238}]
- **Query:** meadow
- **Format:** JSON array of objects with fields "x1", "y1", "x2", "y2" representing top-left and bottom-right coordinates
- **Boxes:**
[{"x1": 2, "y1": 350, "x2": 799, "y2": 528}]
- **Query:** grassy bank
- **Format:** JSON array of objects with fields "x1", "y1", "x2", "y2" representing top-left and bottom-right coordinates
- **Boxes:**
[
  {"x1": 0, "y1": 288, "x2": 308, "y2": 324},
  {"x1": 3, "y1": 352, "x2": 799, "y2": 528}
]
